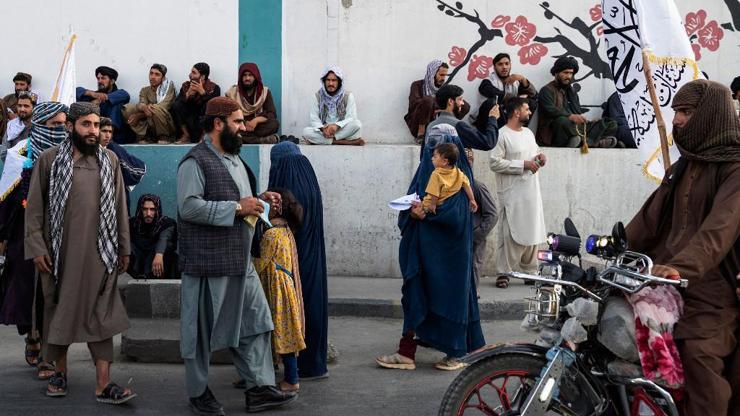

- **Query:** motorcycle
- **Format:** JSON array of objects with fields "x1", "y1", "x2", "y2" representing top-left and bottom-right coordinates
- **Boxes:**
[{"x1": 438, "y1": 218, "x2": 688, "y2": 416}]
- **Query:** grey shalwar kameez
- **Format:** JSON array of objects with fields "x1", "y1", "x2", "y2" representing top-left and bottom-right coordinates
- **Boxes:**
[{"x1": 177, "y1": 137, "x2": 274, "y2": 398}]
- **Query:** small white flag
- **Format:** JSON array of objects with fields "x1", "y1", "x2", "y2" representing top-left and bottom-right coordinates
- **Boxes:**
[
  {"x1": 602, "y1": 0, "x2": 703, "y2": 182},
  {"x1": 50, "y1": 34, "x2": 78, "y2": 106}
]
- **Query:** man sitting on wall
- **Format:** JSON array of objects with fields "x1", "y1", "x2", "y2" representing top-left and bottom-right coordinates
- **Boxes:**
[
  {"x1": 475, "y1": 53, "x2": 537, "y2": 130},
  {"x1": 536, "y1": 56, "x2": 617, "y2": 148},
  {"x1": 226, "y1": 62, "x2": 280, "y2": 144},
  {"x1": 171, "y1": 62, "x2": 221, "y2": 144},
  {"x1": 302, "y1": 66, "x2": 364, "y2": 146},
  {"x1": 128, "y1": 194, "x2": 178, "y2": 280},
  {"x1": 76, "y1": 66, "x2": 131, "y2": 143},
  {"x1": 404, "y1": 60, "x2": 470, "y2": 144},
  {"x1": 123, "y1": 64, "x2": 176, "y2": 144}
]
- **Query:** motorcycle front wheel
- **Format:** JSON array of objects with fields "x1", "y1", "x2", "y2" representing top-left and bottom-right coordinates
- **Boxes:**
[{"x1": 438, "y1": 353, "x2": 576, "y2": 416}]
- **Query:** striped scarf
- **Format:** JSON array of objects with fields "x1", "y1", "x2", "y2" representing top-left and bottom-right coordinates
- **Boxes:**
[
  {"x1": 48, "y1": 139, "x2": 118, "y2": 284},
  {"x1": 24, "y1": 102, "x2": 69, "y2": 168},
  {"x1": 422, "y1": 59, "x2": 445, "y2": 97}
]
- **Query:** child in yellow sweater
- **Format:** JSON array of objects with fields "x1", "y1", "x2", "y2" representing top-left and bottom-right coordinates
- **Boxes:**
[{"x1": 422, "y1": 143, "x2": 478, "y2": 214}]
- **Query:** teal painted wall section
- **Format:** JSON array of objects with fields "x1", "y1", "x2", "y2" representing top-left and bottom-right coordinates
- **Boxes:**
[
  {"x1": 0, "y1": 145, "x2": 261, "y2": 219},
  {"x1": 238, "y1": 0, "x2": 282, "y2": 125},
  {"x1": 126, "y1": 145, "x2": 261, "y2": 218}
]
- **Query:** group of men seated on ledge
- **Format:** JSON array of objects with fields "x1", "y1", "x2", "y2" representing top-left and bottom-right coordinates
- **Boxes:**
[
  {"x1": 405, "y1": 55, "x2": 632, "y2": 149},
  {"x1": 1, "y1": 62, "x2": 365, "y2": 147},
  {"x1": 12, "y1": 52, "x2": 728, "y2": 149}
]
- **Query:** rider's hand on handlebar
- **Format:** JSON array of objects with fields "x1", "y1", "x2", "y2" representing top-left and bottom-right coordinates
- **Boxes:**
[{"x1": 652, "y1": 264, "x2": 681, "y2": 280}]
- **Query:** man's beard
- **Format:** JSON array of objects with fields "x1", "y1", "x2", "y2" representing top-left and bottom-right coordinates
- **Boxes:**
[
  {"x1": 71, "y1": 129, "x2": 99, "y2": 156},
  {"x1": 453, "y1": 104, "x2": 464, "y2": 118},
  {"x1": 19, "y1": 113, "x2": 32, "y2": 122},
  {"x1": 221, "y1": 127, "x2": 242, "y2": 155},
  {"x1": 519, "y1": 115, "x2": 531, "y2": 124},
  {"x1": 556, "y1": 76, "x2": 571, "y2": 87},
  {"x1": 496, "y1": 70, "x2": 509, "y2": 80},
  {"x1": 97, "y1": 83, "x2": 111, "y2": 92}
]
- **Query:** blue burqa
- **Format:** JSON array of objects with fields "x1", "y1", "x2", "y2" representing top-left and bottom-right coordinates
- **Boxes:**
[
  {"x1": 269, "y1": 142, "x2": 328, "y2": 378},
  {"x1": 399, "y1": 135, "x2": 486, "y2": 357}
]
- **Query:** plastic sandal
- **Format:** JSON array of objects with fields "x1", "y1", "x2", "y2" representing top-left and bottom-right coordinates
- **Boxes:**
[
  {"x1": 46, "y1": 372, "x2": 67, "y2": 397},
  {"x1": 96, "y1": 382, "x2": 137, "y2": 405}
]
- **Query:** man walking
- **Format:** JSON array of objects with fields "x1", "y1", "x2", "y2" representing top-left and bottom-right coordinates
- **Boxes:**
[
  {"x1": 177, "y1": 97, "x2": 296, "y2": 414},
  {"x1": 25, "y1": 102, "x2": 135, "y2": 403},
  {"x1": 489, "y1": 97, "x2": 547, "y2": 288},
  {"x1": 626, "y1": 79, "x2": 740, "y2": 416}
]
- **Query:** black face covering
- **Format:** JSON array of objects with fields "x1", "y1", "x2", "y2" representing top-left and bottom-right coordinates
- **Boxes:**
[
  {"x1": 221, "y1": 124, "x2": 243, "y2": 155},
  {"x1": 71, "y1": 128, "x2": 99, "y2": 156}
]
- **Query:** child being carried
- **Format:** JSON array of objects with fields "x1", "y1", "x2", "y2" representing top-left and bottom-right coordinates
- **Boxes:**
[{"x1": 422, "y1": 143, "x2": 478, "y2": 215}]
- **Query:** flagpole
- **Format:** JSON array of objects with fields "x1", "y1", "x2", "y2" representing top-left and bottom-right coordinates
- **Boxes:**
[
  {"x1": 641, "y1": 48, "x2": 671, "y2": 172},
  {"x1": 51, "y1": 34, "x2": 77, "y2": 102}
]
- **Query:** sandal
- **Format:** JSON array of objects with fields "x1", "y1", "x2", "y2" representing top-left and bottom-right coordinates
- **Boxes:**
[
  {"x1": 96, "y1": 382, "x2": 137, "y2": 405},
  {"x1": 495, "y1": 276, "x2": 509, "y2": 289},
  {"x1": 46, "y1": 372, "x2": 67, "y2": 397},
  {"x1": 25, "y1": 337, "x2": 41, "y2": 367},
  {"x1": 38, "y1": 361, "x2": 56, "y2": 380},
  {"x1": 279, "y1": 380, "x2": 300, "y2": 392},
  {"x1": 375, "y1": 353, "x2": 416, "y2": 370}
]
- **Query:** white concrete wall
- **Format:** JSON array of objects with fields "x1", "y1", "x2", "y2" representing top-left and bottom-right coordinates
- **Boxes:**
[
  {"x1": 259, "y1": 145, "x2": 658, "y2": 278},
  {"x1": 281, "y1": 0, "x2": 740, "y2": 143},
  {"x1": 0, "y1": 0, "x2": 238, "y2": 102}
]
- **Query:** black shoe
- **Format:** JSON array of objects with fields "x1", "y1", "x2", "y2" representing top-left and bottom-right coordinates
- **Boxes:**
[
  {"x1": 245, "y1": 385, "x2": 297, "y2": 413},
  {"x1": 189, "y1": 386, "x2": 225, "y2": 416}
]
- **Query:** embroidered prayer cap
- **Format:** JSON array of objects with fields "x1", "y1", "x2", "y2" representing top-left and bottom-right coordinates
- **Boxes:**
[
  {"x1": 204, "y1": 97, "x2": 241, "y2": 117},
  {"x1": 13, "y1": 72, "x2": 32, "y2": 84},
  {"x1": 550, "y1": 56, "x2": 579, "y2": 75},
  {"x1": 151, "y1": 63, "x2": 168, "y2": 76},
  {"x1": 68, "y1": 102, "x2": 100, "y2": 121},
  {"x1": 32, "y1": 102, "x2": 68, "y2": 125},
  {"x1": 270, "y1": 141, "x2": 302, "y2": 163},
  {"x1": 95, "y1": 66, "x2": 119, "y2": 80}
]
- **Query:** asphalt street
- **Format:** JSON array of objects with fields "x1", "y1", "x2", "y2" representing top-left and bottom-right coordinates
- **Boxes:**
[{"x1": 0, "y1": 317, "x2": 532, "y2": 416}]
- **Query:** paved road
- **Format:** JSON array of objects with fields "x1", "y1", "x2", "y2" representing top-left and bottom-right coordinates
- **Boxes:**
[{"x1": 0, "y1": 317, "x2": 532, "y2": 415}]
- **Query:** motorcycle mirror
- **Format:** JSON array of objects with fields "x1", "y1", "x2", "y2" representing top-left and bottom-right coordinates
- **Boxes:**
[
  {"x1": 612, "y1": 222, "x2": 627, "y2": 251},
  {"x1": 564, "y1": 218, "x2": 580, "y2": 239}
]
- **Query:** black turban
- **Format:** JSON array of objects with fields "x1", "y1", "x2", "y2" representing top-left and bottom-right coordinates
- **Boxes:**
[
  {"x1": 95, "y1": 66, "x2": 119, "y2": 80},
  {"x1": 194, "y1": 62, "x2": 210, "y2": 78},
  {"x1": 151, "y1": 63, "x2": 167, "y2": 76},
  {"x1": 550, "y1": 56, "x2": 579, "y2": 75},
  {"x1": 68, "y1": 102, "x2": 100, "y2": 121}
]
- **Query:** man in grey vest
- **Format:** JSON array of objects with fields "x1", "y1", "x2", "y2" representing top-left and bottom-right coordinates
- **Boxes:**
[{"x1": 177, "y1": 97, "x2": 296, "y2": 414}]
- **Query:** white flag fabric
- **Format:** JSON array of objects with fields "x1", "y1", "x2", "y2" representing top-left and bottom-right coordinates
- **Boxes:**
[
  {"x1": 602, "y1": 0, "x2": 702, "y2": 182},
  {"x1": 50, "y1": 34, "x2": 77, "y2": 106},
  {"x1": 0, "y1": 140, "x2": 30, "y2": 202}
]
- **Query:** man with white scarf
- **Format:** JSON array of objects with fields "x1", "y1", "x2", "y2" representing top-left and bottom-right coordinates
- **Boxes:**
[
  {"x1": 302, "y1": 66, "x2": 364, "y2": 146},
  {"x1": 124, "y1": 63, "x2": 176, "y2": 144},
  {"x1": 475, "y1": 53, "x2": 538, "y2": 131}
]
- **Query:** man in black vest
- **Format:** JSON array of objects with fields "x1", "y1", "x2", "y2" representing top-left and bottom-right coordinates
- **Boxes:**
[{"x1": 177, "y1": 97, "x2": 296, "y2": 414}]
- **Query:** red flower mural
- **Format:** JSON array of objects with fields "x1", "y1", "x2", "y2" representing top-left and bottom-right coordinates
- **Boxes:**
[
  {"x1": 490, "y1": 15, "x2": 510, "y2": 28},
  {"x1": 504, "y1": 16, "x2": 536, "y2": 46},
  {"x1": 466, "y1": 54, "x2": 493, "y2": 81},
  {"x1": 447, "y1": 46, "x2": 467, "y2": 67},
  {"x1": 697, "y1": 20, "x2": 724, "y2": 51},
  {"x1": 684, "y1": 10, "x2": 707, "y2": 36},
  {"x1": 596, "y1": 26, "x2": 603, "y2": 36},
  {"x1": 691, "y1": 43, "x2": 702, "y2": 61},
  {"x1": 589, "y1": 5, "x2": 602, "y2": 22},
  {"x1": 517, "y1": 43, "x2": 548, "y2": 65}
]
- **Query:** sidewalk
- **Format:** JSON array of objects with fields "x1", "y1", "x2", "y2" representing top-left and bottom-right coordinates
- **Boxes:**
[{"x1": 327, "y1": 275, "x2": 529, "y2": 320}]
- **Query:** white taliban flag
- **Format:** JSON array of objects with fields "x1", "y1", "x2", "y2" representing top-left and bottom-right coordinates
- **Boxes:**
[
  {"x1": 50, "y1": 34, "x2": 78, "y2": 106},
  {"x1": 602, "y1": 0, "x2": 703, "y2": 182}
]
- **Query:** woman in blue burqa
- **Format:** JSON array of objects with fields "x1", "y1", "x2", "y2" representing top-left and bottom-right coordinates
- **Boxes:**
[
  {"x1": 377, "y1": 125, "x2": 493, "y2": 371},
  {"x1": 268, "y1": 142, "x2": 328, "y2": 379}
]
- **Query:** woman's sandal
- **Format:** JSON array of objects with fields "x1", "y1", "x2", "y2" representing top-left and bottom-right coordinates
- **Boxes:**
[
  {"x1": 96, "y1": 382, "x2": 137, "y2": 405},
  {"x1": 37, "y1": 361, "x2": 56, "y2": 380},
  {"x1": 25, "y1": 337, "x2": 41, "y2": 367},
  {"x1": 46, "y1": 372, "x2": 67, "y2": 397},
  {"x1": 375, "y1": 353, "x2": 416, "y2": 370},
  {"x1": 495, "y1": 276, "x2": 509, "y2": 289}
]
